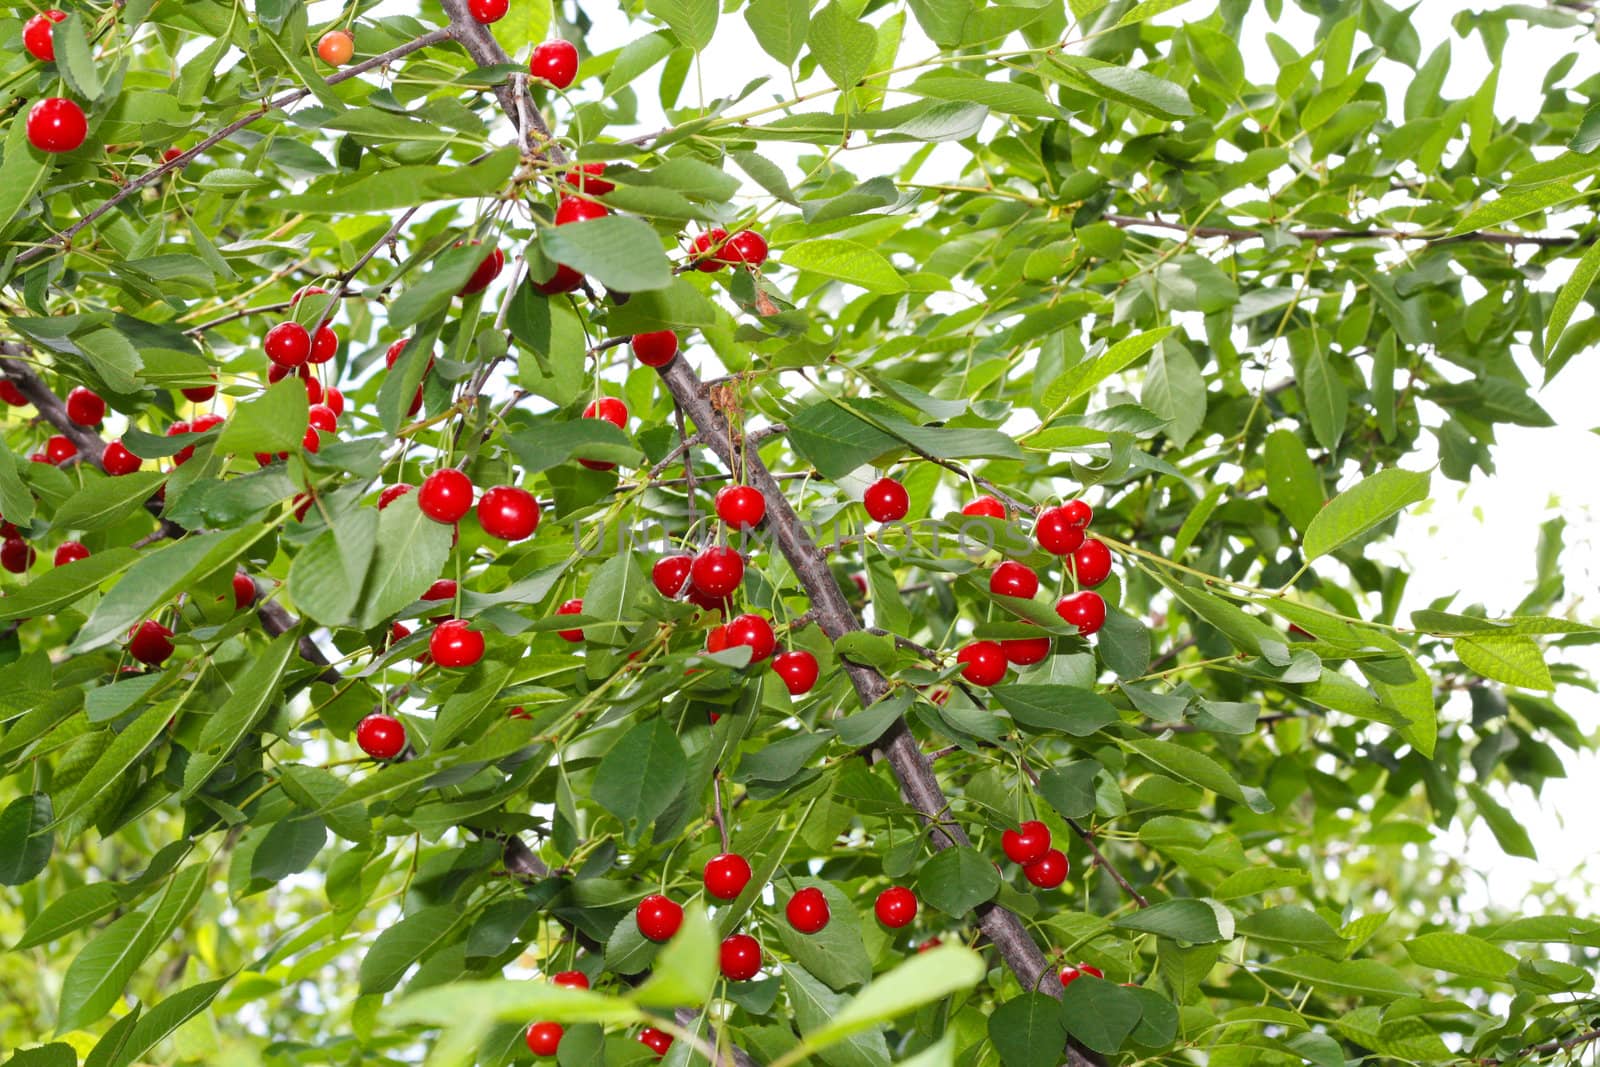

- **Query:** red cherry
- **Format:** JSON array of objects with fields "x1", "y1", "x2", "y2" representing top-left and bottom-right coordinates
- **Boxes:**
[
  {"x1": 635, "y1": 894, "x2": 682, "y2": 942},
  {"x1": 53, "y1": 541, "x2": 89, "y2": 566},
  {"x1": 564, "y1": 161, "x2": 614, "y2": 195},
  {"x1": 182, "y1": 379, "x2": 217, "y2": 402},
  {"x1": 1058, "y1": 499, "x2": 1093, "y2": 528},
  {"x1": 703, "y1": 853, "x2": 753, "y2": 900},
  {"x1": 555, "y1": 195, "x2": 608, "y2": 226},
  {"x1": 716, "y1": 230, "x2": 769, "y2": 267},
  {"x1": 1024, "y1": 849, "x2": 1069, "y2": 888},
  {"x1": 264, "y1": 322, "x2": 312, "y2": 368},
  {"x1": 1001, "y1": 633, "x2": 1051, "y2": 666},
  {"x1": 989, "y1": 561, "x2": 1038, "y2": 599},
  {"x1": 324, "y1": 386, "x2": 345, "y2": 416},
  {"x1": 418, "y1": 469, "x2": 474, "y2": 523},
  {"x1": 719, "y1": 934, "x2": 761, "y2": 981},
  {"x1": 1059, "y1": 962, "x2": 1103, "y2": 988},
  {"x1": 637, "y1": 1027, "x2": 673, "y2": 1056},
  {"x1": 233, "y1": 572, "x2": 257, "y2": 609},
  {"x1": 407, "y1": 386, "x2": 424, "y2": 418},
  {"x1": 477, "y1": 485, "x2": 540, "y2": 541},
  {"x1": 630, "y1": 330, "x2": 678, "y2": 367},
  {"x1": 467, "y1": 0, "x2": 508, "y2": 22},
  {"x1": 266, "y1": 364, "x2": 291, "y2": 384},
  {"x1": 378, "y1": 484, "x2": 413, "y2": 509},
  {"x1": 529, "y1": 40, "x2": 579, "y2": 89},
  {"x1": 430, "y1": 619, "x2": 485, "y2": 667},
  {"x1": 1071, "y1": 539, "x2": 1113, "y2": 588},
  {"x1": 771, "y1": 650, "x2": 819, "y2": 695},
  {"x1": 690, "y1": 546, "x2": 743, "y2": 598},
  {"x1": 44, "y1": 434, "x2": 77, "y2": 464},
  {"x1": 1, "y1": 538, "x2": 35, "y2": 574},
  {"x1": 1055, "y1": 591, "x2": 1107, "y2": 636},
  {"x1": 421, "y1": 579, "x2": 456, "y2": 602},
  {"x1": 714, "y1": 485, "x2": 765, "y2": 530},
  {"x1": 317, "y1": 29, "x2": 354, "y2": 65},
  {"x1": 583, "y1": 396, "x2": 628, "y2": 428},
  {"x1": 725, "y1": 613, "x2": 776, "y2": 662},
  {"x1": 26, "y1": 97, "x2": 86, "y2": 153},
  {"x1": 291, "y1": 285, "x2": 328, "y2": 306},
  {"x1": 308, "y1": 404, "x2": 337, "y2": 433},
  {"x1": 102, "y1": 440, "x2": 142, "y2": 475},
  {"x1": 525, "y1": 1022, "x2": 563, "y2": 1057},
  {"x1": 918, "y1": 937, "x2": 943, "y2": 953},
  {"x1": 304, "y1": 379, "x2": 324, "y2": 412},
  {"x1": 0, "y1": 380, "x2": 28, "y2": 406},
  {"x1": 651, "y1": 554, "x2": 692, "y2": 598},
  {"x1": 127, "y1": 620, "x2": 174, "y2": 666},
  {"x1": 705, "y1": 624, "x2": 731, "y2": 653},
  {"x1": 786, "y1": 887, "x2": 831, "y2": 934},
  {"x1": 956, "y1": 640, "x2": 1007, "y2": 686},
  {"x1": 875, "y1": 886, "x2": 918, "y2": 929},
  {"x1": 459, "y1": 244, "x2": 505, "y2": 295},
  {"x1": 1001, "y1": 820, "x2": 1051, "y2": 865},
  {"x1": 355, "y1": 713, "x2": 406, "y2": 760},
  {"x1": 22, "y1": 9, "x2": 67, "y2": 62},
  {"x1": 690, "y1": 228, "x2": 728, "y2": 271},
  {"x1": 309, "y1": 325, "x2": 339, "y2": 364},
  {"x1": 961, "y1": 496, "x2": 1006, "y2": 519},
  {"x1": 385, "y1": 337, "x2": 435, "y2": 373},
  {"x1": 65, "y1": 387, "x2": 105, "y2": 426},
  {"x1": 687, "y1": 586, "x2": 733, "y2": 615},
  {"x1": 551, "y1": 970, "x2": 588, "y2": 989},
  {"x1": 301, "y1": 427, "x2": 321, "y2": 454},
  {"x1": 533, "y1": 263, "x2": 583, "y2": 295},
  {"x1": 863, "y1": 477, "x2": 909, "y2": 522},
  {"x1": 555, "y1": 598, "x2": 584, "y2": 642},
  {"x1": 1035, "y1": 506, "x2": 1087, "y2": 555}
]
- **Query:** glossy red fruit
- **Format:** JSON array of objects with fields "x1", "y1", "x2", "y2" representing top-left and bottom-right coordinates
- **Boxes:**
[
  {"x1": 651, "y1": 554, "x2": 692, "y2": 598},
  {"x1": 307, "y1": 404, "x2": 337, "y2": 433},
  {"x1": 715, "y1": 485, "x2": 765, "y2": 530},
  {"x1": 555, "y1": 598, "x2": 584, "y2": 642},
  {"x1": 128, "y1": 620, "x2": 174, "y2": 665},
  {"x1": 1024, "y1": 848, "x2": 1069, "y2": 888},
  {"x1": 0, "y1": 380, "x2": 27, "y2": 406},
  {"x1": 533, "y1": 263, "x2": 583, "y2": 294},
  {"x1": 1059, "y1": 962, "x2": 1103, "y2": 988},
  {"x1": 478, "y1": 485, "x2": 540, "y2": 541},
  {"x1": 44, "y1": 434, "x2": 77, "y2": 464},
  {"x1": 23, "y1": 9, "x2": 67, "y2": 62},
  {"x1": 529, "y1": 40, "x2": 578, "y2": 88},
  {"x1": 1001, "y1": 633, "x2": 1051, "y2": 666},
  {"x1": 690, "y1": 546, "x2": 743, "y2": 598},
  {"x1": 309, "y1": 325, "x2": 339, "y2": 364},
  {"x1": 385, "y1": 337, "x2": 435, "y2": 373},
  {"x1": 459, "y1": 244, "x2": 505, "y2": 295},
  {"x1": 1055, "y1": 591, "x2": 1107, "y2": 636},
  {"x1": 264, "y1": 322, "x2": 312, "y2": 367},
  {"x1": 422, "y1": 579, "x2": 456, "y2": 602},
  {"x1": 26, "y1": 97, "x2": 86, "y2": 153},
  {"x1": 53, "y1": 541, "x2": 89, "y2": 566},
  {"x1": 961, "y1": 495, "x2": 1006, "y2": 519},
  {"x1": 551, "y1": 970, "x2": 589, "y2": 989},
  {"x1": 418, "y1": 469, "x2": 474, "y2": 523},
  {"x1": 1035, "y1": 505, "x2": 1087, "y2": 555},
  {"x1": 687, "y1": 585, "x2": 734, "y2": 615},
  {"x1": 317, "y1": 29, "x2": 353, "y2": 65},
  {"x1": 772, "y1": 650, "x2": 819, "y2": 695},
  {"x1": 378, "y1": 484, "x2": 412, "y2": 509},
  {"x1": 786, "y1": 887, "x2": 830, "y2": 934},
  {"x1": 1058, "y1": 499, "x2": 1093, "y2": 528},
  {"x1": 725, "y1": 613, "x2": 775, "y2": 662},
  {"x1": 637, "y1": 1027, "x2": 673, "y2": 1056},
  {"x1": 630, "y1": 330, "x2": 678, "y2": 367},
  {"x1": 705, "y1": 624, "x2": 730, "y2": 653},
  {"x1": 564, "y1": 161, "x2": 614, "y2": 194},
  {"x1": 989, "y1": 561, "x2": 1038, "y2": 599},
  {"x1": 555, "y1": 195, "x2": 608, "y2": 226},
  {"x1": 863, "y1": 477, "x2": 909, "y2": 522},
  {"x1": 65, "y1": 386, "x2": 105, "y2": 426},
  {"x1": 233, "y1": 572, "x2": 257, "y2": 609},
  {"x1": 102, "y1": 440, "x2": 141, "y2": 475},
  {"x1": 356, "y1": 713, "x2": 406, "y2": 759},
  {"x1": 182, "y1": 379, "x2": 217, "y2": 402},
  {"x1": 1, "y1": 538, "x2": 35, "y2": 574},
  {"x1": 719, "y1": 934, "x2": 761, "y2": 981},
  {"x1": 1002, "y1": 820, "x2": 1051, "y2": 865},
  {"x1": 467, "y1": 0, "x2": 508, "y2": 22},
  {"x1": 324, "y1": 386, "x2": 345, "y2": 416},
  {"x1": 716, "y1": 230, "x2": 769, "y2": 267},
  {"x1": 525, "y1": 1022, "x2": 563, "y2": 1057},
  {"x1": 1071, "y1": 539, "x2": 1113, "y2": 588},
  {"x1": 291, "y1": 285, "x2": 328, "y2": 306},
  {"x1": 956, "y1": 640, "x2": 1007, "y2": 686},
  {"x1": 875, "y1": 886, "x2": 918, "y2": 929},
  {"x1": 430, "y1": 619, "x2": 485, "y2": 667},
  {"x1": 635, "y1": 894, "x2": 683, "y2": 942},
  {"x1": 703, "y1": 853, "x2": 752, "y2": 900},
  {"x1": 583, "y1": 396, "x2": 628, "y2": 428},
  {"x1": 301, "y1": 427, "x2": 321, "y2": 454},
  {"x1": 690, "y1": 228, "x2": 728, "y2": 271}
]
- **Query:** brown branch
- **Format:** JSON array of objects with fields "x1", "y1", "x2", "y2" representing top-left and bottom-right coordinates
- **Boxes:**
[
  {"x1": 1481, "y1": 1027, "x2": 1600, "y2": 1064},
  {"x1": 436, "y1": 0, "x2": 567, "y2": 165},
  {"x1": 1102, "y1": 214, "x2": 1584, "y2": 249}
]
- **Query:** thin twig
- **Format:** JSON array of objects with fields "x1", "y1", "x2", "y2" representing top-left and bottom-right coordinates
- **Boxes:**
[{"x1": 1103, "y1": 213, "x2": 1583, "y2": 249}]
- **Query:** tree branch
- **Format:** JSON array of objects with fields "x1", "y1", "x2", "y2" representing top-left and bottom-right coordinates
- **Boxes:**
[
  {"x1": 1103, "y1": 213, "x2": 1584, "y2": 249},
  {"x1": 436, "y1": 0, "x2": 567, "y2": 165},
  {"x1": 1481, "y1": 1027, "x2": 1600, "y2": 1064}
]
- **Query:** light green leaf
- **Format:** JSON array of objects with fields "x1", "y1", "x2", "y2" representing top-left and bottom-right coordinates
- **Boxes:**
[
  {"x1": 782, "y1": 238, "x2": 907, "y2": 293},
  {"x1": 540, "y1": 214, "x2": 673, "y2": 292},
  {"x1": 216, "y1": 377, "x2": 310, "y2": 456},
  {"x1": 355, "y1": 494, "x2": 455, "y2": 629},
  {"x1": 630, "y1": 902, "x2": 716, "y2": 1008},
  {"x1": 1303, "y1": 468, "x2": 1431, "y2": 561},
  {"x1": 1449, "y1": 181, "x2": 1581, "y2": 236},
  {"x1": 1403, "y1": 932, "x2": 1516, "y2": 980},
  {"x1": 1113, "y1": 898, "x2": 1235, "y2": 943},
  {"x1": 646, "y1": 0, "x2": 717, "y2": 50},
  {"x1": 181, "y1": 634, "x2": 297, "y2": 798},
  {"x1": 592, "y1": 717, "x2": 687, "y2": 843},
  {"x1": 808, "y1": 1, "x2": 876, "y2": 89},
  {"x1": 804, "y1": 944, "x2": 985, "y2": 1051}
]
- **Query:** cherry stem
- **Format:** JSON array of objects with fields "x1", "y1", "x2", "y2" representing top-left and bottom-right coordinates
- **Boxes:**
[{"x1": 711, "y1": 772, "x2": 730, "y2": 854}]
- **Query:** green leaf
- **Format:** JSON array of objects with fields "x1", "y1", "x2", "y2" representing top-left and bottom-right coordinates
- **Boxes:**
[
  {"x1": 1235, "y1": 906, "x2": 1346, "y2": 954},
  {"x1": 251, "y1": 816, "x2": 328, "y2": 882},
  {"x1": 1037, "y1": 761, "x2": 1100, "y2": 820},
  {"x1": 782, "y1": 238, "x2": 907, "y2": 293},
  {"x1": 53, "y1": 15, "x2": 104, "y2": 102},
  {"x1": 646, "y1": 0, "x2": 717, "y2": 50},
  {"x1": 0, "y1": 794, "x2": 53, "y2": 885},
  {"x1": 786, "y1": 401, "x2": 898, "y2": 479},
  {"x1": 1060, "y1": 59, "x2": 1195, "y2": 119},
  {"x1": 386, "y1": 978, "x2": 642, "y2": 1027},
  {"x1": 356, "y1": 494, "x2": 455, "y2": 629},
  {"x1": 1543, "y1": 237, "x2": 1600, "y2": 359},
  {"x1": 54, "y1": 472, "x2": 167, "y2": 533},
  {"x1": 0, "y1": 81, "x2": 56, "y2": 239},
  {"x1": 504, "y1": 419, "x2": 641, "y2": 473},
  {"x1": 1125, "y1": 737, "x2": 1274, "y2": 813},
  {"x1": 1303, "y1": 468, "x2": 1430, "y2": 561},
  {"x1": 1264, "y1": 430, "x2": 1323, "y2": 532},
  {"x1": 1113, "y1": 898, "x2": 1234, "y2": 943},
  {"x1": 359, "y1": 905, "x2": 462, "y2": 994},
  {"x1": 15, "y1": 883, "x2": 123, "y2": 950},
  {"x1": 991, "y1": 685, "x2": 1119, "y2": 737},
  {"x1": 746, "y1": 0, "x2": 809, "y2": 66},
  {"x1": 917, "y1": 845, "x2": 1000, "y2": 917},
  {"x1": 1456, "y1": 635, "x2": 1554, "y2": 690},
  {"x1": 1261, "y1": 955, "x2": 1414, "y2": 1001},
  {"x1": 1299, "y1": 337, "x2": 1347, "y2": 451},
  {"x1": 1045, "y1": 327, "x2": 1173, "y2": 412},
  {"x1": 288, "y1": 508, "x2": 378, "y2": 627},
  {"x1": 217, "y1": 377, "x2": 310, "y2": 455},
  {"x1": 807, "y1": 1, "x2": 877, "y2": 89},
  {"x1": 782, "y1": 964, "x2": 893, "y2": 1067},
  {"x1": 1060, "y1": 978, "x2": 1143, "y2": 1053},
  {"x1": 55, "y1": 701, "x2": 172, "y2": 827},
  {"x1": 114, "y1": 976, "x2": 231, "y2": 1067},
  {"x1": 539, "y1": 214, "x2": 673, "y2": 292},
  {"x1": 1449, "y1": 181, "x2": 1580, "y2": 236},
  {"x1": 631, "y1": 902, "x2": 717, "y2": 1008},
  {"x1": 494, "y1": 0, "x2": 553, "y2": 58},
  {"x1": 0, "y1": 547, "x2": 139, "y2": 621},
  {"x1": 803, "y1": 944, "x2": 986, "y2": 1051},
  {"x1": 76, "y1": 329, "x2": 144, "y2": 393},
  {"x1": 774, "y1": 878, "x2": 874, "y2": 991},
  {"x1": 988, "y1": 992, "x2": 1068, "y2": 1067},
  {"x1": 1403, "y1": 932, "x2": 1516, "y2": 980},
  {"x1": 74, "y1": 529, "x2": 254, "y2": 651},
  {"x1": 181, "y1": 633, "x2": 297, "y2": 798},
  {"x1": 592, "y1": 717, "x2": 687, "y2": 843},
  {"x1": 1139, "y1": 342, "x2": 1205, "y2": 448},
  {"x1": 1466, "y1": 784, "x2": 1537, "y2": 859}
]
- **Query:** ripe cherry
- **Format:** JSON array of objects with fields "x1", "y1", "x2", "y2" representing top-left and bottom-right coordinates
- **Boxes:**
[
  {"x1": 309, "y1": 325, "x2": 339, "y2": 363},
  {"x1": 863, "y1": 477, "x2": 909, "y2": 522},
  {"x1": 317, "y1": 29, "x2": 354, "y2": 66},
  {"x1": 324, "y1": 386, "x2": 345, "y2": 416},
  {"x1": 26, "y1": 98, "x2": 86, "y2": 154},
  {"x1": 786, "y1": 887, "x2": 830, "y2": 934},
  {"x1": 1055, "y1": 591, "x2": 1107, "y2": 636},
  {"x1": 703, "y1": 852, "x2": 752, "y2": 900},
  {"x1": 1071, "y1": 539, "x2": 1113, "y2": 588},
  {"x1": 0, "y1": 380, "x2": 27, "y2": 406},
  {"x1": 1035, "y1": 505, "x2": 1087, "y2": 555},
  {"x1": 534, "y1": 263, "x2": 583, "y2": 295},
  {"x1": 467, "y1": 0, "x2": 508, "y2": 23},
  {"x1": 555, "y1": 195, "x2": 608, "y2": 226},
  {"x1": 378, "y1": 485, "x2": 412, "y2": 510},
  {"x1": 725, "y1": 614, "x2": 775, "y2": 662},
  {"x1": 421, "y1": 579, "x2": 456, "y2": 602},
  {"x1": 41, "y1": 434, "x2": 76, "y2": 465},
  {"x1": 65, "y1": 386, "x2": 104, "y2": 426},
  {"x1": 1059, "y1": 963, "x2": 1104, "y2": 988},
  {"x1": 956, "y1": 640, "x2": 1007, "y2": 686},
  {"x1": 555, "y1": 598, "x2": 584, "y2": 642},
  {"x1": 529, "y1": 40, "x2": 579, "y2": 89},
  {"x1": 477, "y1": 485, "x2": 540, "y2": 541},
  {"x1": 651, "y1": 554, "x2": 692, "y2": 598},
  {"x1": 1059, "y1": 499, "x2": 1093, "y2": 528},
  {"x1": 1001, "y1": 820, "x2": 1051, "y2": 865},
  {"x1": 430, "y1": 619, "x2": 485, "y2": 667},
  {"x1": 1001, "y1": 633, "x2": 1051, "y2": 666},
  {"x1": 551, "y1": 970, "x2": 588, "y2": 989},
  {"x1": 638, "y1": 1027, "x2": 673, "y2": 1056},
  {"x1": 302, "y1": 427, "x2": 321, "y2": 454},
  {"x1": 103, "y1": 440, "x2": 141, "y2": 475},
  {"x1": 54, "y1": 541, "x2": 89, "y2": 566},
  {"x1": 1024, "y1": 849, "x2": 1069, "y2": 889},
  {"x1": 128, "y1": 620, "x2": 175, "y2": 665},
  {"x1": 233, "y1": 572, "x2": 257, "y2": 609},
  {"x1": 706, "y1": 624, "x2": 731, "y2": 654},
  {"x1": 356, "y1": 713, "x2": 406, "y2": 760},
  {"x1": 989, "y1": 561, "x2": 1038, "y2": 599},
  {"x1": 716, "y1": 230, "x2": 769, "y2": 267},
  {"x1": 386, "y1": 337, "x2": 435, "y2": 373},
  {"x1": 459, "y1": 244, "x2": 505, "y2": 295},
  {"x1": 584, "y1": 396, "x2": 628, "y2": 428},
  {"x1": 631, "y1": 330, "x2": 678, "y2": 367},
  {"x1": 635, "y1": 893, "x2": 683, "y2": 942},
  {"x1": 524, "y1": 1022, "x2": 563, "y2": 1057},
  {"x1": 292, "y1": 285, "x2": 328, "y2": 306},
  {"x1": 690, "y1": 228, "x2": 728, "y2": 270},
  {"x1": 22, "y1": 9, "x2": 67, "y2": 62},
  {"x1": 875, "y1": 886, "x2": 918, "y2": 929},
  {"x1": 1, "y1": 538, "x2": 35, "y2": 574},
  {"x1": 182, "y1": 379, "x2": 217, "y2": 402},
  {"x1": 715, "y1": 485, "x2": 765, "y2": 530},
  {"x1": 772, "y1": 650, "x2": 819, "y2": 695},
  {"x1": 264, "y1": 322, "x2": 312, "y2": 367},
  {"x1": 962, "y1": 496, "x2": 1006, "y2": 519},
  {"x1": 690, "y1": 546, "x2": 743, "y2": 598},
  {"x1": 719, "y1": 934, "x2": 761, "y2": 981},
  {"x1": 308, "y1": 404, "x2": 337, "y2": 433},
  {"x1": 418, "y1": 469, "x2": 474, "y2": 524}
]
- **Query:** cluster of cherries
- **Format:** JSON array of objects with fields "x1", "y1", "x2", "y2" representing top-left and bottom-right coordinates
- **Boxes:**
[{"x1": 20, "y1": 10, "x2": 88, "y2": 154}]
